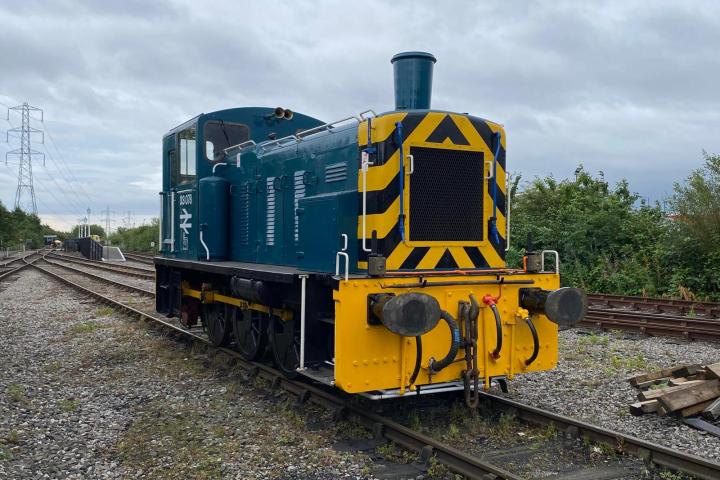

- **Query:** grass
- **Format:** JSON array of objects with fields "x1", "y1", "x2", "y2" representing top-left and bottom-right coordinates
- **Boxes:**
[
  {"x1": 609, "y1": 352, "x2": 649, "y2": 371},
  {"x1": 496, "y1": 411, "x2": 516, "y2": 440},
  {"x1": 116, "y1": 405, "x2": 223, "y2": 479},
  {"x1": 95, "y1": 306, "x2": 115, "y2": 317},
  {"x1": 426, "y1": 456, "x2": 463, "y2": 479},
  {"x1": 59, "y1": 398, "x2": 80, "y2": 413},
  {"x1": 578, "y1": 332, "x2": 610, "y2": 346},
  {"x1": 6, "y1": 383, "x2": 26, "y2": 403},
  {"x1": 43, "y1": 360, "x2": 62, "y2": 374},
  {"x1": 376, "y1": 441, "x2": 416, "y2": 464},
  {"x1": 659, "y1": 470, "x2": 691, "y2": 480},
  {"x1": 69, "y1": 320, "x2": 109, "y2": 335},
  {"x1": 3, "y1": 430, "x2": 20, "y2": 445}
]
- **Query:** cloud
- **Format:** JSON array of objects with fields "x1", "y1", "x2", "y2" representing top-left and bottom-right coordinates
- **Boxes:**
[{"x1": 1, "y1": 0, "x2": 719, "y2": 230}]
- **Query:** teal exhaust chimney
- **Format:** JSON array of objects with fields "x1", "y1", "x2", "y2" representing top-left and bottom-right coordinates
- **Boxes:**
[{"x1": 391, "y1": 51, "x2": 437, "y2": 110}]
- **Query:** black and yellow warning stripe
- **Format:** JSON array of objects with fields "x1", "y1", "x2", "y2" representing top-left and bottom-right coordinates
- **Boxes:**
[{"x1": 357, "y1": 111, "x2": 507, "y2": 271}]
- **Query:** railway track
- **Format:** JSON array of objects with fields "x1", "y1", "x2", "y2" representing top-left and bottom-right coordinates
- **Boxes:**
[
  {"x1": 16, "y1": 254, "x2": 720, "y2": 479},
  {"x1": 122, "y1": 252, "x2": 155, "y2": 265},
  {"x1": 0, "y1": 251, "x2": 42, "y2": 281},
  {"x1": 48, "y1": 252, "x2": 155, "y2": 279},
  {"x1": 588, "y1": 293, "x2": 720, "y2": 318},
  {"x1": 584, "y1": 293, "x2": 720, "y2": 341}
]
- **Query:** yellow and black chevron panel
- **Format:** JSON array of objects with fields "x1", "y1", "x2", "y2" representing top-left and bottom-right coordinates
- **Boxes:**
[{"x1": 357, "y1": 111, "x2": 507, "y2": 271}]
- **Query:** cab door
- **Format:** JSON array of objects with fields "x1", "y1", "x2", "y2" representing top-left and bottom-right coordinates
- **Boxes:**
[{"x1": 169, "y1": 125, "x2": 198, "y2": 259}]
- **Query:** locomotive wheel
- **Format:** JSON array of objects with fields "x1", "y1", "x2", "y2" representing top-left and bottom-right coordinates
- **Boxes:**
[
  {"x1": 231, "y1": 308, "x2": 267, "y2": 361},
  {"x1": 203, "y1": 303, "x2": 231, "y2": 347},
  {"x1": 269, "y1": 315, "x2": 300, "y2": 378}
]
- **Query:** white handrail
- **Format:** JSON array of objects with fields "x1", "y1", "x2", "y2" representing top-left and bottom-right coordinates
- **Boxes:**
[
  {"x1": 541, "y1": 250, "x2": 560, "y2": 274},
  {"x1": 298, "y1": 274, "x2": 309, "y2": 371},
  {"x1": 199, "y1": 228, "x2": 210, "y2": 261},
  {"x1": 158, "y1": 192, "x2": 164, "y2": 252},
  {"x1": 223, "y1": 139, "x2": 256, "y2": 154},
  {"x1": 335, "y1": 233, "x2": 349, "y2": 282},
  {"x1": 335, "y1": 252, "x2": 349, "y2": 282},
  {"x1": 170, "y1": 191, "x2": 175, "y2": 253},
  {"x1": 359, "y1": 109, "x2": 377, "y2": 120}
]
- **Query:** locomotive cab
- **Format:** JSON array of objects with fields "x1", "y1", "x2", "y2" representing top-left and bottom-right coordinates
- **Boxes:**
[{"x1": 154, "y1": 52, "x2": 587, "y2": 405}]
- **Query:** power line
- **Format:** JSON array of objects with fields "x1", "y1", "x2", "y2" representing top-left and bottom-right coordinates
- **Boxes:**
[
  {"x1": 40, "y1": 118, "x2": 94, "y2": 204},
  {"x1": 38, "y1": 143, "x2": 92, "y2": 213}
]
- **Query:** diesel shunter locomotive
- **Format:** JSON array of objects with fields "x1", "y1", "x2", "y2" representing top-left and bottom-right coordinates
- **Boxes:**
[{"x1": 155, "y1": 52, "x2": 587, "y2": 405}]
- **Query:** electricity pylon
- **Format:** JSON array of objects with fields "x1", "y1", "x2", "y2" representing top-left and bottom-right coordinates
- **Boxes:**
[{"x1": 5, "y1": 103, "x2": 44, "y2": 215}]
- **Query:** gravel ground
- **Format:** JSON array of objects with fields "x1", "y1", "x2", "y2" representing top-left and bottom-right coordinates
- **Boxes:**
[
  {"x1": 0, "y1": 270, "x2": 384, "y2": 479},
  {"x1": 501, "y1": 327, "x2": 720, "y2": 461}
]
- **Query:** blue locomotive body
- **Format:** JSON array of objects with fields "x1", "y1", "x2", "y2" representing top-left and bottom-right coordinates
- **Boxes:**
[{"x1": 154, "y1": 52, "x2": 587, "y2": 397}]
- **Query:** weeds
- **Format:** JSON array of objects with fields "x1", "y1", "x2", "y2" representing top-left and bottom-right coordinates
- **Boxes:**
[
  {"x1": 496, "y1": 411, "x2": 515, "y2": 440},
  {"x1": 4, "y1": 430, "x2": 20, "y2": 445},
  {"x1": 59, "y1": 398, "x2": 80, "y2": 413},
  {"x1": 96, "y1": 307, "x2": 115, "y2": 317},
  {"x1": 69, "y1": 321, "x2": 108, "y2": 335},
  {"x1": 6, "y1": 384, "x2": 26, "y2": 403},
  {"x1": 376, "y1": 441, "x2": 416, "y2": 464}
]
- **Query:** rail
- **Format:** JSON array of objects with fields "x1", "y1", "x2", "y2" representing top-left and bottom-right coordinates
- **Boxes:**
[
  {"x1": 24, "y1": 254, "x2": 720, "y2": 479},
  {"x1": 28, "y1": 257, "x2": 521, "y2": 480}
]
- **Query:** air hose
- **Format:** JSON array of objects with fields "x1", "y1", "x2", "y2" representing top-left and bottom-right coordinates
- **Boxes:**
[
  {"x1": 490, "y1": 304, "x2": 503, "y2": 359},
  {"x1": 429, "y1": 310, "x2": 460, "y2": 373},
  {"x1": 407, "y1": 336, "x2": 422, "y2": 388},
  {"x1": 524, "y1": 316, "x2": 539, "y2": 366}
]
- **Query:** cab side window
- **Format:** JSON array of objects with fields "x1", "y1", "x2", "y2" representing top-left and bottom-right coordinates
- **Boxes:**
[
  {"x1": 204, "y1": 121, "x2": 250, "y2": 162},
  {"x1": 178, "y1": 126, "x2": 197, "y2": 184}
]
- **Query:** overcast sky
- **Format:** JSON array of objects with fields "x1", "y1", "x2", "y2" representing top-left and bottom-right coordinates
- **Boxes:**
[{"x1": 1, "y1": 0, "x2": 718, "y2": 231}]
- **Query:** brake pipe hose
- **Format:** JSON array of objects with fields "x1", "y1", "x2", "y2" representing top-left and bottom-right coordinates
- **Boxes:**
[
  {"x1": 483, "y1": 294, "x2": 503, "y2": 359},
  {"x1": 489, "y1": 304, "x2": 503, "y2": 359},
  {"x1": 524, "y1": 316, "x2": 540, "y2": 366},
  {"x1": 429, "y1": 311, "x2": 460, "y2": 373},
  {"x1": 407, "y1": 336, "x2": 422, "y2": 388}
]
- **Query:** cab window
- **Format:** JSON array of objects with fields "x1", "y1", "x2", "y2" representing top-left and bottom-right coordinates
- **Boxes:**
[
  {"x1": 204, "y1": 121, "x2": 250, "y2": 162},
  {"x1": 177, "y1": 126, "x2": 197, "y2": 184}
]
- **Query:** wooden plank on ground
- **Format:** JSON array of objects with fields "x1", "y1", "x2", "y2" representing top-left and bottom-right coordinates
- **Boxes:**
[
  {"x1": 705, "y1": 362, "x2": 720, "y2": 380},
  {"x1": 680, "y1": 400, "x2": 713, "y2": 417},
  {"x1": 702, "y1": 397, "x2": 720, "y2": 420},
  {"x1": 629, "y1": 400, "x2": 658, "y2": 416},
  {"x1": 668, "y1": 377, "x2": 688, "y2": 386},
  {"x1": 675, "y1": 365, "x2": 703, "y2": 378},
  {"x1": 627, "y1": 364, "x2": 701, "y2": 386},
  {"x1": 638, "y1": 380, "x2": 706, "y2": 401},
  {"x1": 636, "y1": 378, "x2": 671, "y2": 389},
  {"x1": 658, "y1": 379, "x2": 720, "y2": 412}
]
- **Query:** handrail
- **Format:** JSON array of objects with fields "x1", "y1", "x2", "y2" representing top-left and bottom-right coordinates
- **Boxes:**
[
  {"x1": 223, "y1": 139, "x2": 256, "y2": 154},
  {"x1": 541, "y1": 250, "x2": 560, "y2": 274},
  {"x1": 257, "y1": 134, "x2": 300, "y2": 152},
  {"x1": 335, "y1": 233, "x2": 349, "y2": 282},
  {"x1": 260, "y1": 113, "x2": 367, "y2": 154},
  {"x1": 296, "y1": 116, "x2": 361, "y2": 139},
  {"x1": 359, "y1": 109, "x2": 377, "y2": 120}
]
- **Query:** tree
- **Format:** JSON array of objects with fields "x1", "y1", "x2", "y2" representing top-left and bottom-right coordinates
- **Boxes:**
[
  {"x1": 509, "y1": 166, "x2": 669, "y2": 295},
  {"x1": 109, "y1": 219, "x2": 159, "y2": 252},
  {"x1": 664, "y1": 152, "x2": 720, "y2": 298}
]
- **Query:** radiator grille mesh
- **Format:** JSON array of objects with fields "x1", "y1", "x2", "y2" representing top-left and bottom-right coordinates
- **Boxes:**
[{"x1": 409, "y1": 147, "x2": 484, "y2": 242}]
